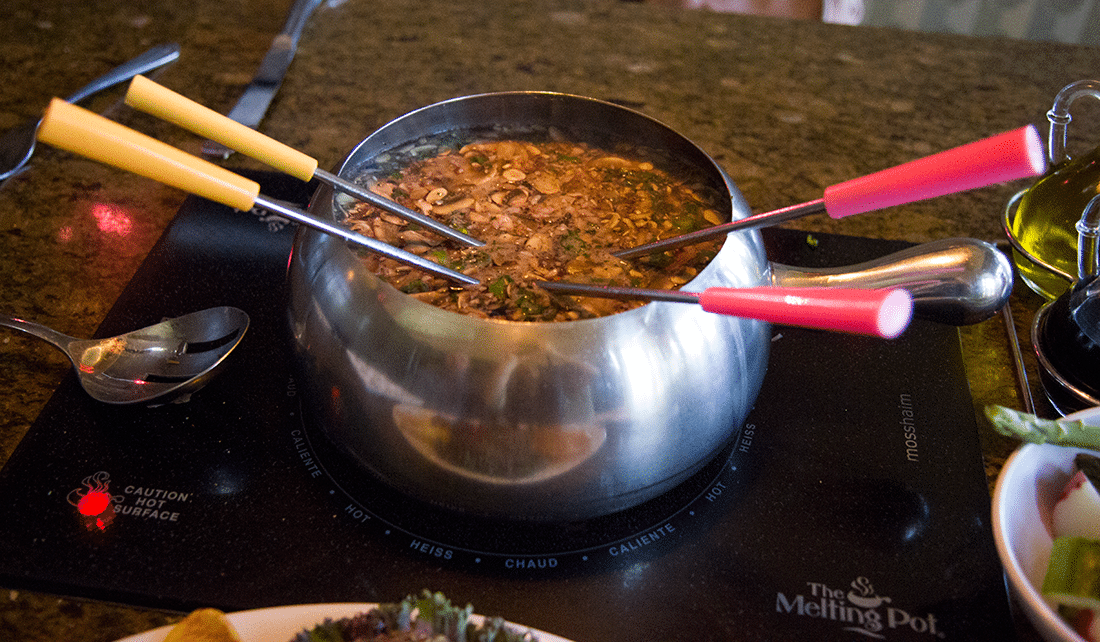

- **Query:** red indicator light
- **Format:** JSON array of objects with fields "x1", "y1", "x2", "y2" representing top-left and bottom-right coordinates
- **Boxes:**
[
  {"x1": 68, "y1": 472, "x2": 118, "y2": 531},
  {"x1": 77, "y1": 490, "x2": 111, "y2": 516}
]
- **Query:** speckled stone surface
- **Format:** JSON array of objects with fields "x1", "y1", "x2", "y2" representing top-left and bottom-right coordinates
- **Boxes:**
[{"x1": 2, "y1": 0, "x2": 1099, "y2": 640}]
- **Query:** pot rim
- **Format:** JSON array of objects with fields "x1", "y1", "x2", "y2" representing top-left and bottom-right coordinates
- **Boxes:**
[{"x1": 301, "y1": 90, "x2": 765, "y2": 331}]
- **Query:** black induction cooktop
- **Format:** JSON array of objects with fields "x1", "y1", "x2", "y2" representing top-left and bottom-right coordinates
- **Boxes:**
[{"x1": 0, "y1": 172, "x2": 1015, "y2": 641}]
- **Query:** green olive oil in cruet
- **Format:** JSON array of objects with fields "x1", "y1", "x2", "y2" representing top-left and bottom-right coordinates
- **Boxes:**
[
  {"x1": 1010, "y1": 145, "x2": 1100, "y2": 300},
  {"x1": 1007, "y1": 80, "x2": 1100, "y2": 300}
]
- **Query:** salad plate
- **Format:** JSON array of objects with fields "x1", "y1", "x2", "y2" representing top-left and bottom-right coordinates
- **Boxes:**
[
  {"x1": 993, "y1": 405, "x2": 1100, "y2": 642},
  {"x1": 114, "y1": 602, "x2": 573, "y2": 642}
]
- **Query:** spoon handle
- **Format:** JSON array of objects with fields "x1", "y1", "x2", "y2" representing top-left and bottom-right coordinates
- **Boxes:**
[
  {"x1": 769, "y1": 237, "x2": 1013, "y2": 325},
  {"x1": 0, "y1": 314, "x2": 77, "y2": 359},
  {"x1": 63, "y1": 43, "x2": 181, "y2": 105}
]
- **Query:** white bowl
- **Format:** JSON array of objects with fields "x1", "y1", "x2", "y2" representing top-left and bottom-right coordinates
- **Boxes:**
[{"x1": 993, "y1": 405, "x2": 1100, "y2": 642}]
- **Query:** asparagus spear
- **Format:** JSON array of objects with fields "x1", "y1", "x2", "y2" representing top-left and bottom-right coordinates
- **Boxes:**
[{"x1": 985, "y1": 405, "x2": 1100, "y2": 448}]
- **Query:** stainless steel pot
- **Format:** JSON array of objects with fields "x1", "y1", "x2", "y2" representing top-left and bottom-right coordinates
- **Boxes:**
[
  {"x1": 286, "y1": 92, "x2": 1011, "y2": 521},
  {"x1": 288, "y1": 92, "x2": 766, "y2": 520}
]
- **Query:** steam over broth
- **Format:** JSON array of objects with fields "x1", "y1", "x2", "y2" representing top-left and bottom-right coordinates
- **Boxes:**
[{"x1": 342, "y1": 133, "x2": 727, "y2": 321}]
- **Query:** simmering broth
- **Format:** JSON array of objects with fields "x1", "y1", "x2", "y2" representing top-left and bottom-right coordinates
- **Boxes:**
[{"x1": 341, "y1": 132, "x2": 726, "y2": 321}]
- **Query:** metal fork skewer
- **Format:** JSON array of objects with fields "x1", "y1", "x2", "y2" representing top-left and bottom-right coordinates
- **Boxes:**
[
  {"x1": 612, "y1": 199, "x2": 825, "y2": 259},
  {"x1": 256, "y1": 194, "x2": 479, "y2": 285},
  {"x1": 313, "y1": 168, "x2": 484, "y2": 247}
]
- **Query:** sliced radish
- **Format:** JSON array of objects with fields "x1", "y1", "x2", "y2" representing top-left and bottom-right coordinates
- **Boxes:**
[{"x1": 1054, "y1": 469, "x2": 1100, "y2": 539}]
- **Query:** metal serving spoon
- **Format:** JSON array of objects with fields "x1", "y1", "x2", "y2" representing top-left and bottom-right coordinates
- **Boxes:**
[
  {"x1": 0, "y1": 43, "x2": 180, "y2": 181},
  {"x1": 0, "y1": 307, "x2": 248, "y2": 405}
]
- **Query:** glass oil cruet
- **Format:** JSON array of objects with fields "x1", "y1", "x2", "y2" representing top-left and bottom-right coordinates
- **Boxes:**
[
  {"x1": 1006, "y1": 79, "x2": 1100, "y2": 300},
  {"x1": 1031, "y1": 192, "x2": 1100, "y2": 413}
]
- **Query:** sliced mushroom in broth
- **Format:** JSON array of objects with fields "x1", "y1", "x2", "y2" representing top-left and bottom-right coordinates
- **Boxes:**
[{"x1": 342, "y1": 135, "x2": 727, "y2": 322}]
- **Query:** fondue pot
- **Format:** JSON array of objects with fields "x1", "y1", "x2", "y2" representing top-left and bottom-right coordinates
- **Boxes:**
[
  {"x1": 288, "y1": 92, "x2": 767, "y2": 521},
  {"x1": 285, "y1": 92, "x2": 1007, "y2": 521}
]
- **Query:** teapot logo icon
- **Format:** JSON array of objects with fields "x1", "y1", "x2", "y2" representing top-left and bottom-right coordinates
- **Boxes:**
[
  {"x1": 846, "y1": 576, "x2": 892, "y2": 609},
  {"x1": 67, "y1": 471, "x2": 121, "y2": 531}
]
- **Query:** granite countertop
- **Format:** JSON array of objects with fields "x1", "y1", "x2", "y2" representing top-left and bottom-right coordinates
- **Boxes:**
[{"x1": 2, "y1": 0, "x2": 1099, "y2": 639}]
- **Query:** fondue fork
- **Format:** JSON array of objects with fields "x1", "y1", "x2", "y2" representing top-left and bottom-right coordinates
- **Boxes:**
[
  {"x1": 537, "y1": 281, "x2": 913, "y2": 339},
  {"x1": 614, "y1": 125, "x2": 1047, "y2": 259},
  {"x1": 35, "y1": 98, "x2": 479, "y2": 285},
  {"x1": 125, "y1": 76, "x2": 484, "y2": 248}
]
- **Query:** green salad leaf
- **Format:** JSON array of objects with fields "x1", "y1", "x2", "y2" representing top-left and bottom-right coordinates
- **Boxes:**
[
  {"x1": 414, "y1": 591, "x2": 473, "y2": 641},
  {"x1": 292, "y1": 590, "x2": 535, "y2": 642},
  {"x1": 294, "y1": 619, "x2": 344, "y2": 642}
]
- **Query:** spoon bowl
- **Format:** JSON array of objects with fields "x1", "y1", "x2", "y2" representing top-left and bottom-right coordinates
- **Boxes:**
[{"x1": 0, "y1": 307, "x2": 248, "y2": 405}]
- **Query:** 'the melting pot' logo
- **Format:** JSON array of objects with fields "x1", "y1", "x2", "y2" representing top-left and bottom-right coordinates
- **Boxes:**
[{"x1": 776, "y1": 576, "x2": 945, "y2": 639}]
